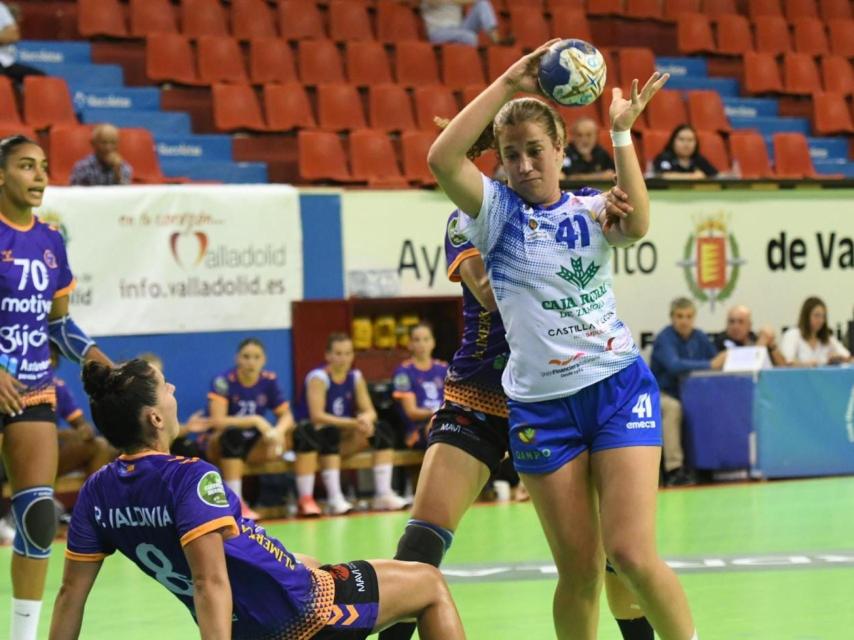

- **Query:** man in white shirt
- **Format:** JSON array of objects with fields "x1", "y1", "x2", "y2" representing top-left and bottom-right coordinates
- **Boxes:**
[
  {"x1": 421, "y1": 0, "x2": 512, "y2": 47},
  {"x1": 0, "y1": 2, "x2": 44, "y2": 84}
]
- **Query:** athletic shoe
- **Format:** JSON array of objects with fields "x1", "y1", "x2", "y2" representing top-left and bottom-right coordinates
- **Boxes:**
[
  {"x1": 371, "y1": 492, "x2": 408, "y2": 511},
  {"x1": 327, "y1": 496, "x2": 353, "y2": 516},
  {"x1": 297, "y1": 496, "x2": 321, "y2": 518},
  {"x1": 240, "y1": 499, "x2": 261, "y2": 521},
  {"x1": 664, "y1": 467, "x2": 697, "y2": 487}
]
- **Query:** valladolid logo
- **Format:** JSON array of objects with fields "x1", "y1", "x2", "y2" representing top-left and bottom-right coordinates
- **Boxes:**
[
  {"x1": 170, "y1": 231, "x2": 209, "y2": 267},
  {"x1": 677, "y1": 213, "x2": 745, "y2": 310}
]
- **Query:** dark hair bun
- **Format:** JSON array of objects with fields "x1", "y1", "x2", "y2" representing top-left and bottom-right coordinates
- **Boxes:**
[{"x1": 82, "y1": 361, "x2": 112, "y2": 399}]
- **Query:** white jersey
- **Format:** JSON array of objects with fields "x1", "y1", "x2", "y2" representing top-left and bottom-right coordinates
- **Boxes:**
[{"x1": 458, "y1": 176, "x2": 640, "y2": 402}]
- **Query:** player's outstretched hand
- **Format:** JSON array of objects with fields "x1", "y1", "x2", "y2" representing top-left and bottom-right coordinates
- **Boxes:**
[
  {"x1": 600, "y1": 186, "x2": 634, "y2": 232},
  {"x1": 609, "y1": 72, "x2": 670, "y2": 132},
  {"x1": 185, "y1": 410, "x2": 211, "y2": 433},
  {"x1": 0, "y1": 370, "x2": 25, "y2": 416},
  {"x1": 502, "y1": 39, "x2": 560, "y2": 95}
]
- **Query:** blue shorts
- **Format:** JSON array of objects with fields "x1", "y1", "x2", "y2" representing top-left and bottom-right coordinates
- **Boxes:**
[{"x1": 508, "y1": 357, "x2": 662, "y2": 475}]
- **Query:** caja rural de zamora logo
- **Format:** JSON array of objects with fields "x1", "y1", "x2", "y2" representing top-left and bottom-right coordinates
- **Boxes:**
[{"x1": 677, "y1": 213, "x2": 745, "y2": 310}]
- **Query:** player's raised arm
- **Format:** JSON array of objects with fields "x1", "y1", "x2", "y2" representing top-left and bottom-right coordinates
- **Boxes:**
[
  {"x1": 427, "y1": 41, "x2": 559, "y2": 216},
  {"x1": 48, "y1": 559, "x2": 103, "y2": 640}
]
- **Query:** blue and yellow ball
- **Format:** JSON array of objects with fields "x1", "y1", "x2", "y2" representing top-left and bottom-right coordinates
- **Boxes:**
[{"x1": 538, "y1": 39, "x2": 607, "y2": 107}]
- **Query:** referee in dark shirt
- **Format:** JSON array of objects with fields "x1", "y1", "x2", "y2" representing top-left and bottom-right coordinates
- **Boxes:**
[{"x1": 562, "y1": 117, "x2": 615, "y2": 181}]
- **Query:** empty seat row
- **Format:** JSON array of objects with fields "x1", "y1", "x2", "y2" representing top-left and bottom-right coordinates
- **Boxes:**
[
  {"x1": 744, "y1": 52, "x2": 854, "y2": 96},
  {"x1": 569, "y1": 0, "x2": 851, "y2": 21},
  {"x1": 678, "y1": 14, "x2": 854, "y2": 56}
]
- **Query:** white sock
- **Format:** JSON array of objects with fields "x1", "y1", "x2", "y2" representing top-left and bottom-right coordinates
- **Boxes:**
[
  {"x1": 691, "y1": 633, "x2": 698, "y2": 640},
  {"x1": 11, "y1": 598, "x2": 41, "y2": 640},
  {"x1": 321, "y1": 469, "x2": 344, "y2": 501},
  {"x1": 225, "y1": 478, "x2": 242, "y2": 499},
  {"x1": 374, "y1": 463, "x2": 393, "y2": 497},
  {"x1": 296, "y1": 474, "x2": 315, "y2": 499}
]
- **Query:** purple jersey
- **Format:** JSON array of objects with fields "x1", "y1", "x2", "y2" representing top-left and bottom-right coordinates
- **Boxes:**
[
  {"x1": 66, "y1": 452, "x2": 335, "y2": 639},
  {"x1": 392, "y1": 359, "x2": 447, "y2": 435},
  {"x1": 305, "y1": 367, "x2": 361, "y2": 419},
  {"x1": 0, "y1": 214, "x2": 75, "y2": 392},
  {"x1": 208, "y1": 368, "x2": 289, "y2": 418},
  {"x1": 54, "y1": 376, "x2": 83, "y2": 427}
]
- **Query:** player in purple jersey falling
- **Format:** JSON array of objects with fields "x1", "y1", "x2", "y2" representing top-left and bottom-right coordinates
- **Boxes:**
[
  {"x1": 0, "y1": 135, "x2": 111, "y2": 640},
  {"x1": 48, "y1": 359, "x2": 465, "y2": 640}
]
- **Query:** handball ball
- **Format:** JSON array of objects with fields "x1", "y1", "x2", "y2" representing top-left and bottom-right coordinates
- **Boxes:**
[{"x1": 538, "y1": 39, "x2": 607, "y2": 107}]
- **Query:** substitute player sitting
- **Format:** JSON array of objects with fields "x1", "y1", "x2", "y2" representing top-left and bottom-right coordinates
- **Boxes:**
[
  {"x1": 48, "y1": 359, "x2": 466, "y2": 640},
  {"x1": 392, "y1": 323, "x2": 447, "y2": 449}
]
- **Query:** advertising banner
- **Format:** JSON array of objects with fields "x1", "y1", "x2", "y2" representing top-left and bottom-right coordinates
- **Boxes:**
[
  {"x1": 342, "y1": 190, "x2": 854, "y2": 351},
  {"x1": 36, "y1": 185, "x2": 303, "y2": 336}
]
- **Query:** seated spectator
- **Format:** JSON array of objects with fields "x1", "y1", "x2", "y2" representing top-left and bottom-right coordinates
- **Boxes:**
[
  {"x1": 305, "y1": 333, "x2": 407, "y2": 514},
  {"x1": 650, "y1": 297, "x2": 727, "y2": 486},
  {"x1": 0, "y1": 2, "x2": 44, "y2": 85},
  {"x1": 69, "y1": 124, "x2": 133, "y2": 186},
  {"x1": 392, "y1": 322, "x2": 448, "y2": 449},
  {"x1": 780, "y1": 296, "x2": 852, "y2": 366},
  {"x1": 653, "y1": 124, "x2": 718, "y2": 180},
  {"x1": 205, "y1": 338, "x2": 317, "y2": 519},
  {"x1": 421, "y1": 0, "x2": 512, "y2": 47},
  {"x1": 713, "y1": 304, "x2": 787, "y2": 367},
  {"x1": 562, "y1": 117, "x2": 615, "y2": 181}
]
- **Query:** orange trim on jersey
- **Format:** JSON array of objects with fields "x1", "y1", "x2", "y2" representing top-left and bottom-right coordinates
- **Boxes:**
[
  {"x1": 65, "y1": 409, "x2": 84, "y2": 423},
  {"x1": 65, "y1": 550, "x2": 108, "y2": 562},
  {"x1": 53, "y1": 279, "x2": 78, "y2": 299},
  {"x1": 207, "y1": 392, "x2": 228, "y2": 403},
  {"x1": 0, "y1": 210, "x2": 36, "y2": 232},
  {"x1": 118, "y1": 450, "x2": 170, "y2": 461},
  {"x1": 180, "y1": 516, "x2": 239, "y2": 547},
  {"x1": 392, "y1": 390, "x2": 415, "y2": 399},
  {"x1": 446, "y1": 247, "x2": 480, "y2": 283}
]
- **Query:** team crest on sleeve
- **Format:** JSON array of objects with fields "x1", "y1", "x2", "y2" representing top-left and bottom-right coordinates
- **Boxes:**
[
  {"x1": 197, "y1": 471, "x2": 230, "y2": 507},
  {"x1": 43, "y1": 249, "x2": 58, "y2": 269},
  {"x1": 393, "y1": 372, "x2": 411, "y2": 392},
  {"x1": 213, "y1": 376, "x2": 229, "y2": 395},
  {"x1": 447, "y1": 215, "x2": 468, "y2": 247}
]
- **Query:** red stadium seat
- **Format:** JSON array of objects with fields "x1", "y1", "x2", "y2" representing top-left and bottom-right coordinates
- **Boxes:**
[
  {"x1": 130, "y1": 0, "x2": 178, "y2": 37},
  {"x1": 507, "y1": 0, "x2": 545, "y2": 8},
  {"x1": 812, "y1": 92, "x2": 854, "y2": 134},
  {"x1": 118, "y1": 128, "x2": 167, "y2": 183},
  {"x1": 249, "y1": 38, "x2": 297, "y2": 84},
  {"x1": 317, "y1": 84, "x2": 367, "y2": 131},
  {"x1": 441, "y1": 44, "x2": 486, "y2": 90},
  {"x1": 298, "y1": 130, "x2": 352, "y2": 182},
  {"x1": 401, "y1": 130, "x2": 438, "y2": 185},
  {"x1": 197, "y1": 36, "x2": 249, "y2": 84},
  {"x1": 348, "y1": 129, "x2": 408, "y2": 187},
  {"x1": 263, "y1": 83, "x2": 316, "y2": 131},
  {"x1": 145, "y1": 33, "x2": 201, "y2": 85},
  {"x1": 329, "y1": 1, "x2": 374, "y2": 41},
  {"x1": 413, "y1": 85, "x2": 459, "y2": 130},
  {"x1": 618, "y1": 48, "x2": 656, "y2": 91},
  {"x1": 792, "y1": 18, "x2": 828, "y2": 55},
  {"x1": 487, "y1": 45, "x2": 524, "y2": 82},
  {"x1": 828, "y1": 20, "x2": 854, "y2": 57},
  {"x1": 509, "y1": 9, "x2": 551, "y2": 49},
  {"x1": 599, "y1": 47, "x2": 619, "y2": 89},
  {"x1": 0, "y1": 124, "x2": 37, "y2": 140},
  {"x1": 545, "y1": 0, "x2": 586, "y2": 10},
  {"x1": 395, "y1": 42, "x2": 440, "y2": 87},
  {"x1": 677, "y1": 14, "x2": 716, "y2": 54},
  {"x1": 702, "y1": 0, "x2": 738, "y2": 19},
  {"x1": 696, "y1": 130, "x2": 731, "y2": 173},
  {"x1": 78, "y1": 0, "x2": 128, "y2": 38},
  {"x1": 211, "y1": 83, "x2": 267, "y2": 131},
  {"x1": 626, "y1": 0, "x2": 665, "y2": 20},
  {"x1": 782, "y1": 52, "x2": 822, "y2": 95},
  {"x1": 753, "y1": 16, "x2": 792, "y2": 55},
  {"x1": 645, "y1": 90, "x2": 688, "y2": 132},
  {"x1": 0, "y1": 77, "x2": 22, "y2": 126},
  {"x1": 298, "y1": 40, "x2": 345, "y2": 85},
  {"x1": 784, "y1": 0, "x2": 818, "y2": 20},
  {"x1": 687, "y1": 90, "x2": 731, "y2": 132},
  {"x1": 715, "y1": 15, "x2": 754, "y2": 55},
  {"x1": 772, "y1": 132, "x2": 817, "y2": 178},
  {"x1": 231, "y1": 0, "x2": 278, "y2": 41},
  {"x1": 47, "y1": 126, "x2": 92, "y2": 185},
  {"x1": 376, "y1": 2, "x2": 422, "y2": 43},
  {"x1": 729, "y1": 130, "x2": 773, "y2": 178},
  {"x1": 639, "y1": 129, "x2": 671, "y2": 170},
  {"x1": 743, "y1": 52, "x2": 784, "y2": 94},
  {"x1": 558, "y1": 103, "x2": 602, "y2": 128},
  {"x1": 23, "y1": 77, "x2": 77, "y2": 129},
  {"x1": 346, "y1": 41, "x2": 393, "y2": 87},
  {"x1": 587, "y1": 0, "x2": 624, "y2": 16},
  {"x1": 181, "y1": 0, "x2": 228, "y2": 38},
  {"x1": 748, "y1": 0, "x2": 784, "y2": 18},
  {"x1": 369, "y1": 84, "x2": 417, "y2": 132},
  {"x1": 820, "y1": 55, "x2": 854, "y2": 95},
  {"x1": 663, "y1": 0, "x2": 701, "y2": 21},
  {"x1": 550, "y1": 11, "x2": 593, "y2": 41},
  {"x1": 819, "y1": 0, "x2": 852, "y2": 19},
  {"x1": 461, "y1": 84, "x2": 487, "y2": 105},
  {"x1": 278, "y1": 1, "x2": 326, "y2": 41}
]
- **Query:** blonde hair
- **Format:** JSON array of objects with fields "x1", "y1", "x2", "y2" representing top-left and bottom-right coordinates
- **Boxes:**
[{"x1": 493, "y1": 98, "x2": 567, "y2": 159}]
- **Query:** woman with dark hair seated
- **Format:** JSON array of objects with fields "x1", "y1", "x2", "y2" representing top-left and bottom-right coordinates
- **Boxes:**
[{"x1": 653, "y1": 124, "x2": 718, "y2": 180}]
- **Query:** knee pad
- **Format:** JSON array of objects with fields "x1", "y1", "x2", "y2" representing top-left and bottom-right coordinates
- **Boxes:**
[
  {"x1": 11, "y1": 486, "x2": 57, "y2": 559},
  {"x1": 316, "y1": 426, "x2": 341, "y2": 455},
  {"x1": 293, "y1": 421, "x2": 320, "y2": 453},
  {"x1": 219, "y1": 428, "x2": 249, "y2": 459},
  {"x1": 370, "y1": 420, "x2": 395, "y2": 451},
  {"x1": 394, "y1": 519, "x2": 454, "y2": 567}
]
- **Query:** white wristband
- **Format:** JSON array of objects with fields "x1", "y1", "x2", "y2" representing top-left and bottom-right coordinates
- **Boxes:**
[{"x1": 610, "y1": 130, "x2": 632, "y2": 147}]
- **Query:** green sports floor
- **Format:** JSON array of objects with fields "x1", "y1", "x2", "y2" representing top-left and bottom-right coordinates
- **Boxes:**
[{"x1": 2, "y1": 477, "x2": 853, "y2": 639}]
